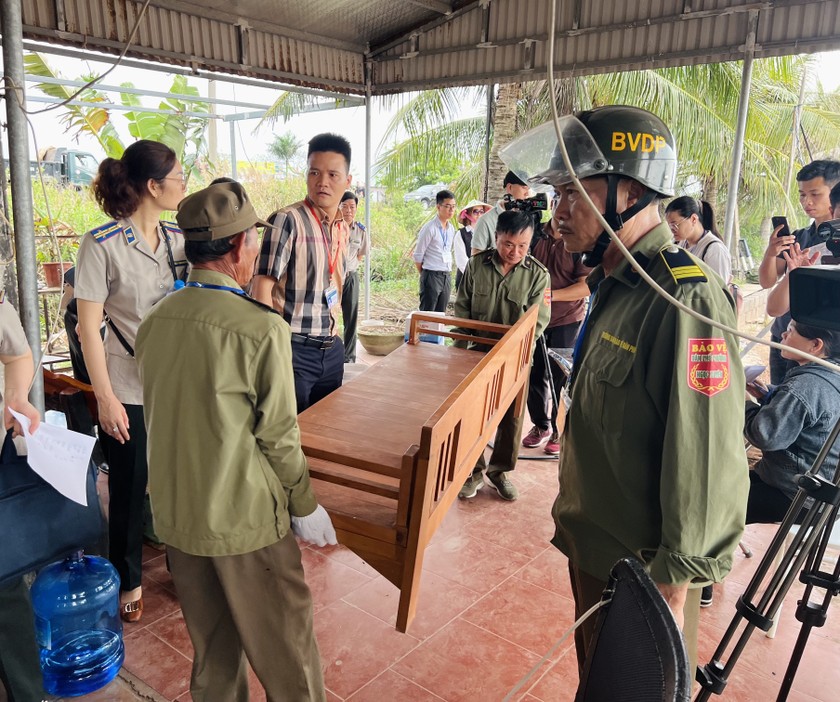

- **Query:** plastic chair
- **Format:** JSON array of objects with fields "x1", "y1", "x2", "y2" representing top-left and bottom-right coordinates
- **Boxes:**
[{"x1": 576, "y1": 558, "x2": 692, "y2": 702}]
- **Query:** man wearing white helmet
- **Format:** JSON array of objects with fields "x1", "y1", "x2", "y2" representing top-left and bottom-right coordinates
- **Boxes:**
[{"x1": 504, "y1": 106, "x2": 748, "y2": 676}]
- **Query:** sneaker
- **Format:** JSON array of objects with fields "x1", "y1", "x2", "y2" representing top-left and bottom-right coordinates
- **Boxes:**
[
  {"x1": 487, "y1": 472, "x2": 519, "y2": 501},
  {"x1": 458, "y1": 471, "x2": 485, "y2": 499},
  {"x1": 544, "y1": 432, "x2": 561, "y2": 456},
  {"x1": 522, "y1": 425, "x2": 551, "y2": 448},
  {"x1": 700, "y1": 584, "x2": 714, "y2": 608}
]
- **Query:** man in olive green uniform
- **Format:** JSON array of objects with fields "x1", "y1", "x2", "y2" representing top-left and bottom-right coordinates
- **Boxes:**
[
  {"x1": 504, "y1": 107, "x2": 748, "y2": 676},
  {"x1": 136, "y1": 182, "x2": 336, "y2": 702},
  {"x1": 455, "y1": 209, "x2": 551, "y2": 501}
]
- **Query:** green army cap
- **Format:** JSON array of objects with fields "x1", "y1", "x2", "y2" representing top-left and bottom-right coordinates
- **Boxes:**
[{"x1": 176, "y1": 181, "x2": 271, "y2": 240}]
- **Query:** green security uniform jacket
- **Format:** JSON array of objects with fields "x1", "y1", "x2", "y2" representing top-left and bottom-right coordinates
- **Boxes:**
[
  {"x1": 551, "y1": 223, "x2": 748, "y2": 586},
  {"x1": 452, "y1": 249, "x2": 551, "y2": 348},
  {"x1": 136, "y1": 269, "x2": 318, "y2": 557}
]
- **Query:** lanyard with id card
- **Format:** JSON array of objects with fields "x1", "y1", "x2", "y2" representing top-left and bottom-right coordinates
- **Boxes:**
[{"x1": 325, "y1": 285, "x2": 339, "y2": 309}]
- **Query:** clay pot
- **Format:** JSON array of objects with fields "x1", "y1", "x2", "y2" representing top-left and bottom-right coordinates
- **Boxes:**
[{"x1": 358, "y1": 331, "x2": 405, "y2": 356}]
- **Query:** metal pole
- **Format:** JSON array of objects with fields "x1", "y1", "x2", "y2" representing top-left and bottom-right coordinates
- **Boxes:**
[
  {"x1": 208, "y1": 79, "x2": 218, "y2": 164},
  {"x1": 784, "y1": 63, "x2": 808, "y2": 196},
  {"x1": 483, "y1": 82, "x2": 493, "y2": 202},
  {"x1": 363, "y1": 63, "x2": 372, "y2": 321},
  {"x1": 723, "y1": 11, "x2": 758, "y2": 254},
  {"x1": 230, "y1": 120, "x2": 237, "y2": 180},
  {"x1": 1, "y1": 0, "x2": 44, "y2": 412}
]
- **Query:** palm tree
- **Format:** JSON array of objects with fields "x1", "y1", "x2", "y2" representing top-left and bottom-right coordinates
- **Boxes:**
[
  {"x1": 268, "y1": 132, "x2": 303, "y2": 177},
  {"x1": 375, "y1": 57, "x2": 840, "y2": 243}
]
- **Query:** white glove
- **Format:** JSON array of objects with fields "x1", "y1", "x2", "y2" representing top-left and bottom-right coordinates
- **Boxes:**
[{"x1": 291, "y1": 505, "x2": 338, "y2": 547}]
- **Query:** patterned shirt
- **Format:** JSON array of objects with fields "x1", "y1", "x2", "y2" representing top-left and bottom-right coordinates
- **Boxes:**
[{"x1": 257, "y1": 198, "x2": 347, "y2": 337}]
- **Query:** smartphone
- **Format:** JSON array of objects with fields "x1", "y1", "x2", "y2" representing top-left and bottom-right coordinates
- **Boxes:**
[{"x1": 772, "y1": 216, "x2": 791, "y2": 238}]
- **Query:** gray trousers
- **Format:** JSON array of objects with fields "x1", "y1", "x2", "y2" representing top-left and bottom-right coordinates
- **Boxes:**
[
  {"x1": 167, "y1": 532, "x2": 325, "y2": 702},
  {"x1": 342, "y1": 270, "x2": 360, "y2": 362},
  {"x1": 419, "y1": 269, "x2": 450, "y2": 312}
]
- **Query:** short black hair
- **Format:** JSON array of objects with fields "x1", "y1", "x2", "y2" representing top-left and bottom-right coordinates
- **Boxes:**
[
  {"x1": 797, "y1": 160, "x2": 840, "y2": 187},
  {"x1": 308, "y1": 133, "x2": 351, "y2": 169},
  {"x1": 503, "y1": 170, "x2": 527, "y2": 187},
  {"x1": 792, "y1": 320, "x2": 840, "y2": 360},
  {"x1": 495, "y1": 209, "x2": 534, "y2": 237},
  {"x1": 436, "y1": 189, "x2": 455, "y2": 205},
  {"x1": 340, "y1": 190, "x2": 358, "y2": 204},
  {"x1": 210, "y1": 176, "x2": 238, "y2": 185},
  {"x1": 184, "y1": 236, "x2": 237, "y2": 265},
  {"x1": 830, "y1": 181, "x2": 840, "y2": 210}
]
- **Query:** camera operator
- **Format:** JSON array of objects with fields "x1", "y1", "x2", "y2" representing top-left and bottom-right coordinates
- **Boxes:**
[
  {"x1": 505, "y1": 106, "x2": 748, "y2": 677},
  {"x1": 522, "y1": 196, "x2": 590, "y2": 455},
  {"x1": 471, "y1": 171, "x2": 531, "y2": 255},
  {"x1": 766, "y1": 178, "x2": 840, "y2": 325}
]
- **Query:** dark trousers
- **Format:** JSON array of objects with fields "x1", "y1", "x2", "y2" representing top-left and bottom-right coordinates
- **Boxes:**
[
  {"x1": 471, "y1": 394, "x2": 526, "y2": 477},
  {"x1": 419, "y1": 269, "x2": 450, "y2": 312},
  {"x1": 746, "y1": 471, "x2": 807, "y2": 524},
  {"x1": 99, "y1": 403, "x2": 147, "y2": 592},
  {"x1": 291, "y1": 337, "x2": 345, "y2": 413},
  {"x1": 769, "y1": 335, "x2": 797, "y2": 385},
  {"x1": 0, "y1": 578, "x2": 45, "y2": 702},
  {"x1": 168, "y1": 533, "x2": 325, "y2": 702},
  {"x1": 567, "y1": 561, "x2": 700, "y2": 681},
  {"x1": 526, "y1": 322, "x2": 581, "y2": 432},
  {"x1": 341, "y1": 271, "x2": 360, "y2": 363}
]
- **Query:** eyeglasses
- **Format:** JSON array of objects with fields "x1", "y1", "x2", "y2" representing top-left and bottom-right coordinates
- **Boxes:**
[
  {"x1": 164, "y1": 173, "x2": 187, "y2": 185},
  {"x1": 439, "y1": 203, "x2": 456, "y2": 210},
  {"x1": 667, "y1": 216, "x2": 688, "y2": 233},
  {"x1": 468, "y1": 208, "x2": 484, "y2": 215}
]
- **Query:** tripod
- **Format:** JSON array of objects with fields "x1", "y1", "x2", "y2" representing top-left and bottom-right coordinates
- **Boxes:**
[{"x1": 695, "y1": 417, "x2": 840, "y2": 701}]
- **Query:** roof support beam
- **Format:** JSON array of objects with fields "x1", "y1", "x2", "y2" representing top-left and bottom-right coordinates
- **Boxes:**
[{"x1": 403, "y1": 0, "x2": 452, "y2": 15}]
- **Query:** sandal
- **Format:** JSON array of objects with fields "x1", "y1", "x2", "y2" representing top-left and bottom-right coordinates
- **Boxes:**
[{"x1": 120, "y1": 597, "x2": 143, "y2": 623}]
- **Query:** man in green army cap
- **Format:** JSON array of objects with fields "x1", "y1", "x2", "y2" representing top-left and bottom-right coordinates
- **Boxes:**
[
  {"x1": 136, "y1": 181, "x2": 335, "y2": 701},
  {"x1": 503, "y1": 106, "x2": 748, "y2": 676},
  {"x1": 455, "y1": 209, "x2": 551, "y2": 501}
]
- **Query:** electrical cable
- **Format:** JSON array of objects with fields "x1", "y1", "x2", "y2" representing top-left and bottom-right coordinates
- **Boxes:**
[
  {"x1": 544, "y1": 0, "x2": 840, "y2": 376},
  {"x1": 17, "y1": 0, "x2": 153, "y2": 116}
]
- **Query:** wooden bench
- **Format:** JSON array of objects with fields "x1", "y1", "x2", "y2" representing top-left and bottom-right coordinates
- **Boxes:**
[
  {"x1": 42, "y1": 369, "x2": 98, "y2": 435},
  {"x1": 297, "y1": 304, "x2": 540, "y2": 632}
]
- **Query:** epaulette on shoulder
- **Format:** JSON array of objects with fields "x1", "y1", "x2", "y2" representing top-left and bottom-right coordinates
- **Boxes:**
[
  {"x1": 525, "y1": 254, "x2": 548, "y2": 273},
  {"x1": 161, "y1": 221, "x2": 182, "y2": 237},
  {"x1": 244, "y1": 295, "x2": 281, "y2": 316},
  {"x1": 357, "y1": 222, "x2": 366, "y2": 231},
  {"x1": 89, "y1": 220, "x2": 122, "y2": 244},
  {"x1": 659, "y1": 246, "x2": 707, "y2": 285}
]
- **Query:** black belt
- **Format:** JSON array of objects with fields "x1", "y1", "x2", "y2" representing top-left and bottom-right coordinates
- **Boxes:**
[{"x1": 290, "y1": 333, "x2": 335, "y2": 350}]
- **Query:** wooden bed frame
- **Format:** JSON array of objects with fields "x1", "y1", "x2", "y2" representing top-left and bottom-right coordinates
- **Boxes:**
[{"x1": 297, "y1": 305, "x2": 540, "y2": 632}]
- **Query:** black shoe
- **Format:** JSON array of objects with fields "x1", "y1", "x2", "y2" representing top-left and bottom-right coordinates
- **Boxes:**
[{"x1": 700, "y1": 584, "x2": 714, "y2": 608}]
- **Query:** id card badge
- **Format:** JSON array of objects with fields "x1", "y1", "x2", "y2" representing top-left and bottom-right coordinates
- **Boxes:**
[{"x1": 325, "y1": 285, "x2": 339, "y2": 309}]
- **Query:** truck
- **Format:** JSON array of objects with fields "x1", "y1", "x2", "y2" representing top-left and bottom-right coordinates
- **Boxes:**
[{"x1": 5, "y1": 147, "x2": 100, "y2": 187}]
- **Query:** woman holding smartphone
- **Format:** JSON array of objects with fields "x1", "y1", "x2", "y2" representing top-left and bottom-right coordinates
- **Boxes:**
[{"x1": 75, "y1": 140, "x2": 187, "y2": 623}]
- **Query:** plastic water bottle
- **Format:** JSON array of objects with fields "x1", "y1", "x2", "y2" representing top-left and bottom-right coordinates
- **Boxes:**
[{"x1": 30, "y1": 551, "x2": 124, "y2": 696}]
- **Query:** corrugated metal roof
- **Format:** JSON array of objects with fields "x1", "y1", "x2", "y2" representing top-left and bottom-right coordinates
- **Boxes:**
[{"x1": 18, "y1": 0, "x2": 840, "y2": 94}]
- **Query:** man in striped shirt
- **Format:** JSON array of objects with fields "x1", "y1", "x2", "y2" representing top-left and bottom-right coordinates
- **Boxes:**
[{"x1": 253, "y1": 133, "x2": 351, "y2": 412}]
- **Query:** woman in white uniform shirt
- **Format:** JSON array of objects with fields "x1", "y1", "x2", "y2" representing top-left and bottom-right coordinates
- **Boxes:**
[
  {"x1": 665, "y1": 196, "x2": 731, "y2": 282},
  {"x1": 75, "y1": 140, "x2": 187, "y2": 623}
]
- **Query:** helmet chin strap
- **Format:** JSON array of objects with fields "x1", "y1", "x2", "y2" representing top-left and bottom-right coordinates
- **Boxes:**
[{"x1": 582, "y1": 175, "x2": 658, "y2": 267}]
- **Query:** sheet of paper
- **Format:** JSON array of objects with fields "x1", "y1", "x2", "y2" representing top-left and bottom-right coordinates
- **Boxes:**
[
  {"x1": 10, "y1": 409, "x2": 94, "y2": 506},
  {"x1": 744, "y1": 365, "x2": 766, "y2": 385}
]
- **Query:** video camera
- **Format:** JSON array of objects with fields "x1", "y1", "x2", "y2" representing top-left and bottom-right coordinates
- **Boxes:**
[
  {"x1": 789, "y1": 265, "x2": 840, "y2": 331},
  {"x1": 502, "y1": 192, "x2": 549, "y2": 214},
  {"x1": 815, "y1": 218, "x2": 840, "y2": 261}
]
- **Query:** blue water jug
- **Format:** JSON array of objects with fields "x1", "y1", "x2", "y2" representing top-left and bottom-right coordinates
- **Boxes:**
[{"x1": 30, "y1": 551, "x2": 124, "y2": 696}]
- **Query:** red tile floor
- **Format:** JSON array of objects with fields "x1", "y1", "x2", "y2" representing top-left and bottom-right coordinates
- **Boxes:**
[{"x1": 98, "y1": 459, "x2": 839, "y2": 702}]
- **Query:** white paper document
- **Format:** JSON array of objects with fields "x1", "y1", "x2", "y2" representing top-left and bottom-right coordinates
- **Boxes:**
[
  {"x1": 744, "y1": 365, "x2": 766, "y2": 385},
  {"x1": 10, "y1": 409, "x2": 95, "y2": 506}
]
